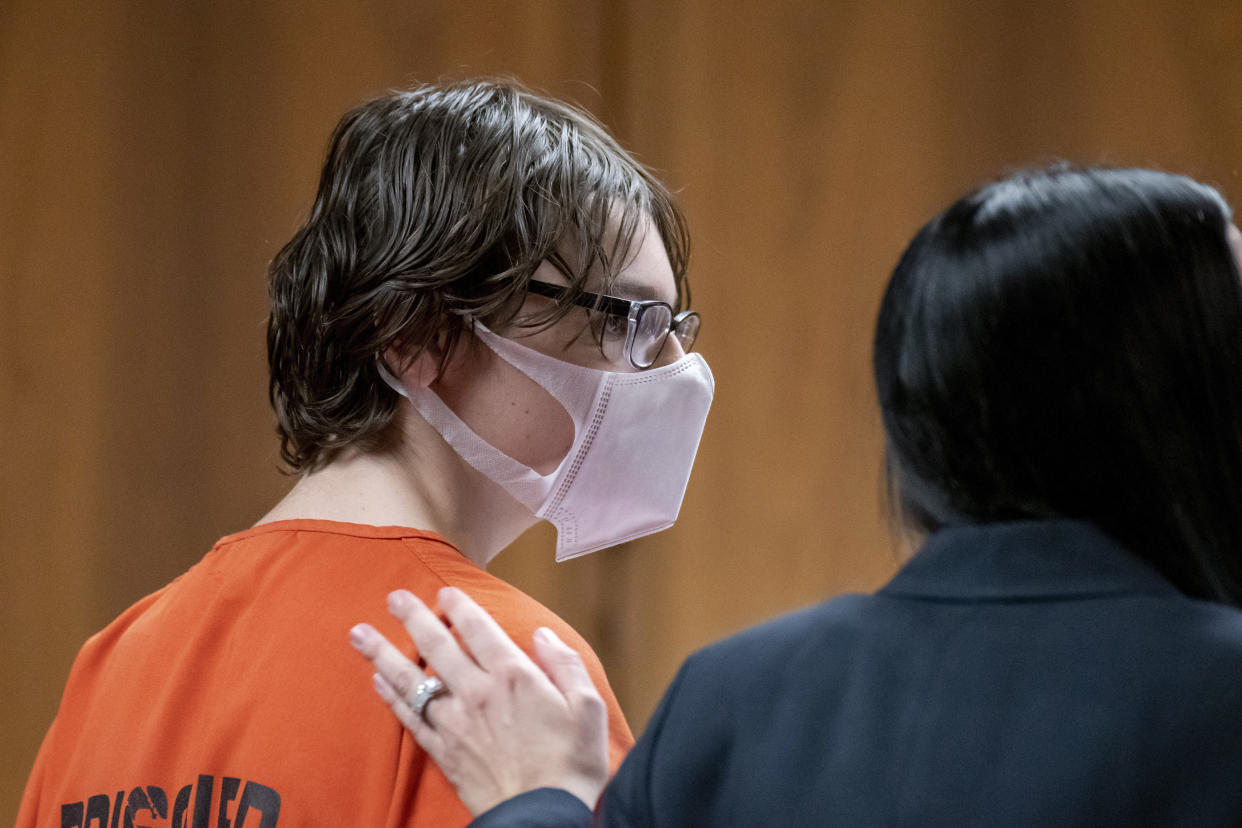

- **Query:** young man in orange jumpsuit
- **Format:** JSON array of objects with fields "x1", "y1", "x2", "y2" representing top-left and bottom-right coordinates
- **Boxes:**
[{"x1": 19, "y1": 78, "x2": 712, "y2": 828}]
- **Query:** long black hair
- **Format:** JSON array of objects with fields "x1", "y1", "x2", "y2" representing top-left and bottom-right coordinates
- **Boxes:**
[{"x1": 874, "y1": 166, "x2": 1242, "y2": 605}]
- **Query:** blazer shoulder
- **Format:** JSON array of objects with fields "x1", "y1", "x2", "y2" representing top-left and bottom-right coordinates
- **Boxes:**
[
  {"x1": 685, "y1": 593, "x2": 880, "y2": 675},
  {"x1": 1166, "y1": 597, "x2": 1242, "y2": 672}
]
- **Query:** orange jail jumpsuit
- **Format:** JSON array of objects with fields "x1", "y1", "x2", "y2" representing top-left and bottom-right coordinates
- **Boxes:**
[{"x1": 17, "y1": 520, "x2": 634, "y2": 828}]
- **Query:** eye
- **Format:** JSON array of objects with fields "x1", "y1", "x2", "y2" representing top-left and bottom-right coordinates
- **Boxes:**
[
  {"x1": 588, "y1": 310, "x2": 628, "y2": 342},
  {"x1": 601, "y1": 313, "x2": 629, "y2": 339}
]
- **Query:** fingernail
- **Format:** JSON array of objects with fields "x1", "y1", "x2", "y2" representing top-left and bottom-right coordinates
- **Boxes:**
[
  {"x1": 388, "y1": 590, "x2": 412, "y2": 613},
  {"x1": 372, "y1": 673, "x2": 390, "y2": 699},
  {"x1": 349, "y1": 624, "x2": 373, "y2": 650},
  {"x1": 535, "y1": 627, "x2": 561, "y2": 646},
  {"x1": 438, "y1": 586, "x2": 460, "y2": 605}
]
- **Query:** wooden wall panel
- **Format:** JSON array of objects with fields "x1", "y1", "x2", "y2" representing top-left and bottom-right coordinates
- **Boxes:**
[
  {"x1": 587, "y1": 0, "x2": 1242, "y2": 728},
  {"x1": 2, "y1": 2, "x2": 139, "y2": 812},
  {"x1": 4, "y1": 0, "x2": 1242, "y2": 821}
]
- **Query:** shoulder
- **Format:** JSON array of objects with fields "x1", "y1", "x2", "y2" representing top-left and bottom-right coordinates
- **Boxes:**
[
  {"x1": 670, "y1": 589, "x2": 1242, "y2": 713},
  {"x1": 457, "y1": 579, "x2": 617, "y2": 696},
  {"x1": 1168, "y1": 595, "x2": 1242, "y2": 644},
  {"x1": 1091, "y1": 591, "x2": 1242, "y2": 671},
  {"x1": 453, "y1": 580, "x2": 638, "y2": 765},
  {"x1": 1142, "y1": 596, "x2": 1242, "y2": 685},
  {"x1": 62, "y1": 584, "x2": 172, "y2": 684},
  {"x1": 684, "y1": 592, "x2": 880, "y2": 676},
  {"x1": 642, "y1": 593, "x2": 882, "y2": 734}
]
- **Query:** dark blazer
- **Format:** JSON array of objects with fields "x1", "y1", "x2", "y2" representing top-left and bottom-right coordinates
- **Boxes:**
[{"x1": 473, "y1": 521, "x2": 1242, "y2": 826}]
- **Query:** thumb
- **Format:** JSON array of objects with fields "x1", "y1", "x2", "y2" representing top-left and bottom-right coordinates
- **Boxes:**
[{"x1": 533, "y1": 627, "x2": 599, "y2": 704}]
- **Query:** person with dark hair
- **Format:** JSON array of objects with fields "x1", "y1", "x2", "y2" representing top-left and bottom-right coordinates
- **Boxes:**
[
  {"x1": 18, "y1": 79, "x2": 713, "y2": 827},
  {"x1": 354, "y1": 165, "x2": 1242, "y2": 825}
]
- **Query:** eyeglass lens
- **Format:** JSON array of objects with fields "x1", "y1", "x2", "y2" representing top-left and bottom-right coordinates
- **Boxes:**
[
  {"x1": 673, "y1": 314, "x2": 700, "y2": 351},
  {"x1": 630, "y1": 306, "x2": 701, "y2": 368},
  {"x1": 632, "y1": 304, "x2": 674, "y2": 367}
]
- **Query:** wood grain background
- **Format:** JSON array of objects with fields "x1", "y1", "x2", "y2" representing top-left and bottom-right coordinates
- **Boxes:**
[{"x1": 5, "y1": 0, "x2": 1242, "y2": 819}]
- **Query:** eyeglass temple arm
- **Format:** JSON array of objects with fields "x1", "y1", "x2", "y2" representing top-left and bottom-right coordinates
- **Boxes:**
[{"x1": 527, "y1": 280, "x2": 634, "y2": 317}]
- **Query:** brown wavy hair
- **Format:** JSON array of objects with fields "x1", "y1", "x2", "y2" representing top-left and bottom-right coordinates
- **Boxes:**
[{"x1": 267, "y1": 79, "x2": 690, "y2": 472}]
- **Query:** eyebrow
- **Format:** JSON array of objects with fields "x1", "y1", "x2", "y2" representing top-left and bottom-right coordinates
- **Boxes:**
[{"x1": 607, "y1": 279, "x2": 674, "y2": 304}]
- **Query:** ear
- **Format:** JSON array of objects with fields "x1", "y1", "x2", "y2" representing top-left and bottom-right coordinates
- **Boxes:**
[{"x1": 383, "y1": 347, "x2": 439, "y2": 389}]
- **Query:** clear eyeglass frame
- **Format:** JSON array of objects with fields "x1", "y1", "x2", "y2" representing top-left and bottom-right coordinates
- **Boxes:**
[{"x1": 526, "y1": 280, "x2": 701, "y2": 370}]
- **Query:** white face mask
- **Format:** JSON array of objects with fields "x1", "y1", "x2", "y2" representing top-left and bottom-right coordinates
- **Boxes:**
[{"x1": 384, "y1": 322, "x2": 714, "y2": 562}]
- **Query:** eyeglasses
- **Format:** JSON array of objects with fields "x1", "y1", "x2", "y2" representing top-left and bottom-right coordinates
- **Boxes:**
[{"x1": 527, "y1": 280, "x2": 701, "y2": 369}]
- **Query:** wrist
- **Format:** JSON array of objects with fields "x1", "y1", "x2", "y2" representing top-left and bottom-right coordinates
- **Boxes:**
[{"x1": 556, "y1": 773, "x2": 608, "y2": 812}]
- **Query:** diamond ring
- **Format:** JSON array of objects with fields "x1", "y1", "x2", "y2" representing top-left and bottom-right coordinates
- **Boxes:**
[{"x1": 410, "y1": 676, "x2": 448, "y2": 722}]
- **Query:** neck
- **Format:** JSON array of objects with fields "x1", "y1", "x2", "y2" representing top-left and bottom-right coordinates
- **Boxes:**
[{"x1": 255, "y1": 410, "x2": 538, "y2": 568}]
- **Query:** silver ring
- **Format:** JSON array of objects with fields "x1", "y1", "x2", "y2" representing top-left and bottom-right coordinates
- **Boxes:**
[{"x1": 410, "y1": 676, "x2": 448, "y2": 722}]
